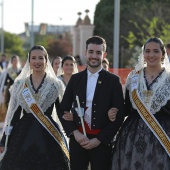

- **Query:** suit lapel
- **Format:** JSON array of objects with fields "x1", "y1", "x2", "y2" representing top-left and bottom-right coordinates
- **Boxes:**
[
  {"x1": 75, "y1": 69, "x2": 87, "y2": 106},
  {"x1": 93, "y1": 69, "x2": 107, "y2": 99}
]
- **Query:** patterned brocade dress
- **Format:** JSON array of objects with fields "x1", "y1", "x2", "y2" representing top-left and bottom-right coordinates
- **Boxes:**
[
  {"x1": 0, "y1": 75, "x2": 70, "y2": 170},
  {"x1": 111, "y1": 69, "x2": 170, "y2": 170}
]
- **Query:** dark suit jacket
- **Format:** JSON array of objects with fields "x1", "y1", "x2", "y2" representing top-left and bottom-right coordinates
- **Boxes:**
[
  {"x1": 58, "y1": 68, "x2": 125, "y2": 144},
  {"x1": 0, "y1": 61, "x2": 8, "y2": 69}
]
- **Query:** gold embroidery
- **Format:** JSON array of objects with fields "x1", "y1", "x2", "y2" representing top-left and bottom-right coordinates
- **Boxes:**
[
  {"x1": 30, "y1": 103, "x2": 70, "y2": 160},
  {"x1": 23, "y1": 84, "x2": 70, "y2": 160},
  {"x1": 8, "y1": 68, "x2": 18, "y2": 80},
  {"x1": 142, "y1": 90, "x2": 153, "y2": 103}
]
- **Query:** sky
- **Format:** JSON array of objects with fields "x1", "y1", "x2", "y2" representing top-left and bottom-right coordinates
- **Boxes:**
[{"x1": 1, "y1": 0, "x2": 100, "y2": 34}]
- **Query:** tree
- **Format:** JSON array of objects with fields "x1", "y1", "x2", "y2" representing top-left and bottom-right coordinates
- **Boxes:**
[
  {"x1": 93, "y1": 0, "x2": 170, "y2": 67},
  {"x1": 23, "y1": 32, "x2": 72, "y2": 60},
  {"x1": 0, "y1": 31, "x2": 25, "y2": 58},
  {"x1": 125, "y1": 17, "x2": 170, "y2": 49},
  {"x1": 46, "y1": 33, "x2": 72, "y2": 58}
]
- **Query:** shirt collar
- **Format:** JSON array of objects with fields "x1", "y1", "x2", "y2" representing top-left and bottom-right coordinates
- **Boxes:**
[{"x1": 87, "y1": 68, "x2": 102, "y2": 78}]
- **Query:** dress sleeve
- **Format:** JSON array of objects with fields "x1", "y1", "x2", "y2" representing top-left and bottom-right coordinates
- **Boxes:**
[
  {"x1": 0, "y1": 106, "x2": 22, "y2": 146},
  {"x1": 54, "y1": 97, "x2": 60, "y2": 113},
  {"x1": 124, "y1": 89, "x2": 132, "y2": 117},
  {"x1": 4, "y1": 73, "x2": 14, "y2": 86}
]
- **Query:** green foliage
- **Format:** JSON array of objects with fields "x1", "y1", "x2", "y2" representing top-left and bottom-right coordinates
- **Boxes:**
[
  {"x1": 94, "y1": 0, "x2": 114, "y2": 50},
  {"x1": 34, "y1": 34, "x2": 55, "y2": 49},
  {"x1": 23, "y1": 33, "x2": 72, "y2": 59},
  {"x1": 0, "y1": 31, "x2": 25, "y2": 58},
  {"x1": 126, "y1": 17, "x2": 170, "y2": 49},
  {"x1": 126, "y1": 46, "x2": 142, "y2": 68},
  {"x1": 93, "y1": 0, "x2": 170, "y2": 67}
]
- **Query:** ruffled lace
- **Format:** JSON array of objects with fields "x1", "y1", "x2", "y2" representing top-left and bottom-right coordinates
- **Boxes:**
[
  {"x1": 126, "y1": 69, "x2": 170, "y2": 114},
  {"x1": 20, "y1": 76, "x2": 60, "y2": 113}
]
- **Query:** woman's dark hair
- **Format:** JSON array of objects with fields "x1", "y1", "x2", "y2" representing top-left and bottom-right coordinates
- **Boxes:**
[
  {"x1": 11, "y1": 55, "x2": 18, "y2": 62},
  {"x1": 144, "y1": 37, "x2": 165, "y2": 57},
  {"x1": 102, "y1": 58, "x2": 109, "y2": 65},
  {"x1": 28, "y1": 45, "x2": 48, "y2": 62},
  {"x1": 61, "y1": 55, "x2": 76, "y2": 67},
  {"x1": 51, "y1": 56, "x2": 62, "y2": 67}
]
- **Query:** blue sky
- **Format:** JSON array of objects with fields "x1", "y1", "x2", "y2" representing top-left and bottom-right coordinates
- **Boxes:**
[{"x1": 1, "y1": 0, "x2": 100, "y2": 34}]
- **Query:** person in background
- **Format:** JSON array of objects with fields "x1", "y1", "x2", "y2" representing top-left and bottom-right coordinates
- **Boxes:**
[
  {"x1": 166, "y1": 42, "x2": 170, "y2": 61},
  {"x1": 75, "y1": 55, "x2": 82, "y2": 66},
  {"x1": 109, "y1": 37, "x2": 170, "y2": 170},
  {"x1": 0, "y1": 54, "x2": 8, "y2": 70},
  {"x1": 57, "y1": 55, "x2": 78, "y2": 87},
  {"x1": 0, "y1": 45, "x2": 70, "y2": 170},
  {"x1": 0, "y1": 55, "x2": 22, "y2": 119},
  {"x1": 57, "y1": 55, "x2": 78, "y2": 137},
  {"x1": 102, "y1": 57, "x2": 109, "y2": 71},
  {"x1": 58, "y1": 36, "x2": 125, "y2": 170},
  {"x1": 51, "y1": 56, "x2": 62, "y2": 76}
]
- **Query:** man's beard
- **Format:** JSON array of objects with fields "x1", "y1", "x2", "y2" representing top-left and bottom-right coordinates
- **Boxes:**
[{"x1": 87, "y1": 60, "x2": 101, "y2": 68}]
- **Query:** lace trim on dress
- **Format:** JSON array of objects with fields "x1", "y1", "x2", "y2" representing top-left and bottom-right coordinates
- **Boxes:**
[
  {"x1": 20, "y1": 75, "x2": 59, "y2": 113},
  {"x1": 126, "y1": 69, "x2": 170, "y2": 114},
  {"x1": 7, "y1": 67, "x2": 21, "y2": 80}
]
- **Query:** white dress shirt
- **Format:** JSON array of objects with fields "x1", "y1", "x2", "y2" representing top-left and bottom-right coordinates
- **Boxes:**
[{"x1": 85, "y1": 68, "x2": 102, "y2": 129}]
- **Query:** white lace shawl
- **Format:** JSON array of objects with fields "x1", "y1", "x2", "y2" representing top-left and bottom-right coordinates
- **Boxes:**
[
  {"x1": 2, "y1": 56, "x2": 65, "y2": 134},
  {"x1": 125, "y1": 69, "x2": 170, "y2": 114},
  {"x1": 3, "y1": 74, "x2": 64, "y2": 126},
  {"x1": 20, "y1": 75, "x2": 64, "y2": 113},
  {"x1": 0, "y1": 50, "x2": 66, "y2": 161}
]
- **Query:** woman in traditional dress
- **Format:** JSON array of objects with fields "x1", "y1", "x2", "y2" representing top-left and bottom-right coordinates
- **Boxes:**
[
  {"x1": 0, "y1": 45, "x2": 70, "y2": 170},
  {"x1": 56, "y1": 55, "x2": 78, "y2": 141},
  {"x1": 0, "y1": 55, "x2": 21, "y2": 121},
  {"x1": 4, "y1": 55, "x2": 21, "y2": 107},
  {"x1": 109, "y1": 37, "x2": 170, "y2": 170},
  {"x1": 51, "y1": 56, "x2": 62, "y2": 76},
  {"x1": 57, "y1": 55, "x2": 78, "y2": 87}
]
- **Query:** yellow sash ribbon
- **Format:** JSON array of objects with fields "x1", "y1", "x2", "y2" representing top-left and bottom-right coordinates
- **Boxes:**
[
  {"x1": 22, "y1": 83, "x2": 69, "y2": 160},
  {"x1": 131, "y1": 72, "x2": 170, "y2": 157}
]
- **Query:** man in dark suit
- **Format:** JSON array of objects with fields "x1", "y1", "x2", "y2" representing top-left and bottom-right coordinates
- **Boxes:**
[
  {"x1": 58, "y1": 36, "x2": 125, "y2": 170},
  {"x1": 0, "y1": 54, "x2": 8, "y2": 69}
]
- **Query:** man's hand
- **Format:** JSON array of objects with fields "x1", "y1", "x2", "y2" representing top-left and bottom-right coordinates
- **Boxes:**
[
  {"x1": 73, "y1": 130, "x2": 89, "y2": 144},
  {"x1": 63, "y1": 111, "x2": 73, "y2": 121},
  {"x1": 0, "y1": 147, "x2": 4, "y2": 153},
  {"x1": 80, "y1": 138, "x2": 101, "y2": 150},
  {"x1": 108, "y1": 107, "x2": 118, "y2": 122}
]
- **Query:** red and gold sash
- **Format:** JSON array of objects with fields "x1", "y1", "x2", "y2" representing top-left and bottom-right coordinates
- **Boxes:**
[
  {"x1": 22, "y1": 83, "x2": 69, "y2": 160},
  {"x1": 131, "y1": 72, "x2": 170, "y2": 157}
]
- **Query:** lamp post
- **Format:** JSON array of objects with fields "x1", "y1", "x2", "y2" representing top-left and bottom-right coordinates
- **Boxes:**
[
  {"x1": 0, "y1": 0, "x2": 4, "y2": 54},
  {"x1": 30, "y1": 0, "x2": 34, "y2": 48},
  {"x1": 113, "y1": 0, "x2": 120, "y2": 69}
]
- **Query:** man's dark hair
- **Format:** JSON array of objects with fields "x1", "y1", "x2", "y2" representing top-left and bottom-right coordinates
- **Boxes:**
[{"x1": 86, "y1": 36, "x2": 107, "y2": 52}]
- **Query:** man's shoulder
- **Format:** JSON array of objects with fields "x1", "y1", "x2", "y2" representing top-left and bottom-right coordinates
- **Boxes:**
[
  {"x1": 104, "y1": 70, "x2": 120, "y2": 80},
  {"x1": 72, "y1": 69, "x2": 86, "y2": 78}
]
